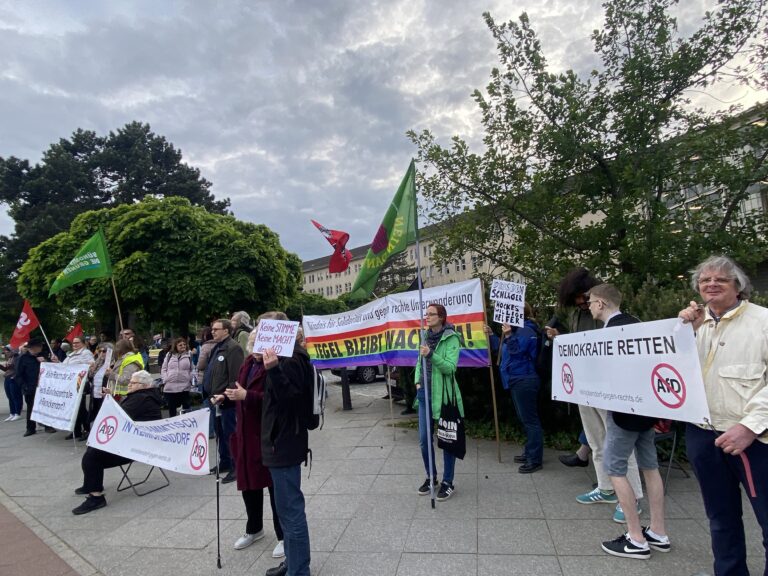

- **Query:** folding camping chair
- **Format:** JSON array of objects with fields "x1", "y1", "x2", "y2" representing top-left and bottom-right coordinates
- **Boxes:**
[{"x1": 117, "y1": 461, "x2": 170, "y2": 496}]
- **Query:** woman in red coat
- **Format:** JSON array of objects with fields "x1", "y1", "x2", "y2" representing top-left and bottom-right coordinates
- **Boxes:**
[{"x1": 222, "y1": 332, "x2": 284, "y2": 557}]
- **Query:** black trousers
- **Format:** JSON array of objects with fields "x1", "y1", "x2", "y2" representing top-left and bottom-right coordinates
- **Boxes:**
[
  {"x1": 73, "y1": 394, "x2": 89, "y2": 436},
  {"x1": 24, "y1": 391, "x2": 36, "y2": 432},
  {"x1": 242, "y1": 486, "x2": 283, "y2": 539},
  {"x1": 81, "y1": 446, "x2": 132, "y2": 493},
  {"x1": 164, "y1": 391, "x2": 191, "y2": 418}
]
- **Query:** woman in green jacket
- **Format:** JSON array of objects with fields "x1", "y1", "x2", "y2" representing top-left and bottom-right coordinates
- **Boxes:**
[{"x1": 415, "y1": 303, "x2": 463, "y2": 501}]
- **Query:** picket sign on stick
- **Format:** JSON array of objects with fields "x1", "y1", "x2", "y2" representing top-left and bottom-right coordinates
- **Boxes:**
[
  {"x1": 481, "y1": 281, "x2": 502, "y2": 463},
  {"x1": 490, "y1": 279, "x2": 526, "y2": 327},
  {"x1": 253, "y1": 319, "x2": 300, "y2": 357}
]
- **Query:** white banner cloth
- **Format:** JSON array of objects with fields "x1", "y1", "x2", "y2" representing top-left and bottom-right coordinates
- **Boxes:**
[
  {"x1": 31, "y1": 363, "x2": 88, "y2": 431},
  {"x1": 87, "y1": 396, "x2": 211, "y2": 475},
  {"x1": 552, "y1": 318, "x2": 711, "y2": 424}
]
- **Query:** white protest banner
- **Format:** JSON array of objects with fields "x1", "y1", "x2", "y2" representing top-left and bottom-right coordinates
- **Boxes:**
[
  {"x1": 304, "y1": 279, "x2": 490, "y2": 369},
  {"x1": 92, "y1": 348, "x2": 112, "y2": 400},
  {"x1": 253, "y1": 319, "x2": 300, "y2": 357},
  {"x1": 87, "y1": 396, "x2": 210, "y2": 475},
  {"x1": 490, "y1": 279, "x2": 526, "y2": 327},
  {"x1": 31, "y1": 363, "x2": 88, "y2": 431},
  {"x1": 552, "y1": 318, "x2": 711, "y2": 424}
]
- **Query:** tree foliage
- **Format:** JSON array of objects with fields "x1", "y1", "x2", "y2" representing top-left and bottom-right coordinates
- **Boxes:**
[
  {"x1": 17, "y1": 197, "x2": 301, "y2": 332},
  {"x1": 409, "y1": 0, "x2": 768, "y2": 313},
  {"x1": 0, "y1": 122, "x2": 230, "y2": 335}
]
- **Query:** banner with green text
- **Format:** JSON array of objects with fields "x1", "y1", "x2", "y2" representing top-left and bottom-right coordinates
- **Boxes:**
[{"x1": 303, "y1": 279, "x2": 489, "y2": 369}]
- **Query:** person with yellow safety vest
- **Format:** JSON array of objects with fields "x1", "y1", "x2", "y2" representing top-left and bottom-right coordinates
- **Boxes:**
[{"x1": 106, "y1": 339, "x2": 145, "y2": 398}]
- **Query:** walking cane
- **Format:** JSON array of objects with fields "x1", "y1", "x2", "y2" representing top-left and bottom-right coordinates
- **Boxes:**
[{"x1": 213, "y1": 403, "x2": 222, "y2": 569}]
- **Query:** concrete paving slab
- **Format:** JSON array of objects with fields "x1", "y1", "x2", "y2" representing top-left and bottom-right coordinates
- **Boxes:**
[
  {"x1": 478, "y1": 554, "x2": 564, "y2": 576},
  {"x1": 317, "y1": 551, "x2": 400, "y2": 576},
  {"x1": 478, "y1": 519, "x2": 555, "y2": 555},
  {"x1": 396, "y1": 552, "x2": 477, "y2": 576},
  {"x1": 405, "y1": 518, "x2": 478, "y2": 553}
]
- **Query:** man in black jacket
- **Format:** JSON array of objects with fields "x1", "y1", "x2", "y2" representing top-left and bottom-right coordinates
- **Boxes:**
[
  {"x1": 586, "y1": 284, "x2": 670, "y2": 560},
  {"x1": 206, "y1": 318, "x2": 245, "y2": 483},
  {"x1": 260, "y1": 311, "x2": 313, "y2": 576},
  {"x1": 16, "y1": 338, "x2": 53, "y2": 437},
  {"x1": 72, "y1": 370, "x2": 163, "y2": 515}
]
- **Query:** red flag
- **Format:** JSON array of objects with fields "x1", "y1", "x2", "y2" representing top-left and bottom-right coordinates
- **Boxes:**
[
  {"x1": 311, "y1": 220, "x2": 352, "y2": 273},
  {"x1": 65, "y1": 323, "x2": 84, "y2": 342},
  {"x1": 10, "y1": 300, "x2": 40, "y2": 349}
]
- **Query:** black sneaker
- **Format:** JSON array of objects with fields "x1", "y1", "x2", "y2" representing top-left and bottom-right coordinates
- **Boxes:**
[
  {"x1": 641, "y1": 527, "x2": 671, "y2": 552},
  {"x1": 436, "y1": 482, "x2": 455, "y2": 501},
  {"x1": 417, "y1": 478, "x2": 439, "y2": 495},
  {"x1": 518, "y1": 463, "x2": 542, "y2": 474},
  {"x1": 72, "y1": 495, "x2": 106, "y2": 515},
  {"x1": 265, "y1": 561, "x2": 287, "y2": 576},
  {"x1": 74, "y1": 486, "x2": 89, "y2": 495},
  {"x1": 601, "y1": 533, "x2": 650, "y2": 559}
]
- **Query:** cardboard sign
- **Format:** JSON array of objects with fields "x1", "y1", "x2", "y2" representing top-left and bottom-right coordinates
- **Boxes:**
[
  {"x1": 87, "y1": 396, "x2": 210, "y2": 476},
  {"x1": 551, "y1": 318, "x2": 711, "y2": 424},
  {"x1": 490, "y1": 279, "x2": 526, "y2": 327},
  {"x1": 31, "y1": 363, "x2": 87, "y2": 431},
  {"x1": 253, "y1": 319, "x2": 300, "y2": 357}
]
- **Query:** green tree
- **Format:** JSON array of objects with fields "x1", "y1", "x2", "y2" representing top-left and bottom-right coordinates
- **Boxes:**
[
  {"x1": 375, "y1": 252, "x2": 418, "y2": 295},
  {"x1": 0, "y1": 122, "x2": 229, "y2": 333},
  {"x1": 409, "y1": 0, "x2": 768, "y2": 312},
  {"x1": 286, "y1": 291, "x2": 349, "y2": 321},
  {"x1": 17, "y1": 197, "x2": 300, "y2": 332}
]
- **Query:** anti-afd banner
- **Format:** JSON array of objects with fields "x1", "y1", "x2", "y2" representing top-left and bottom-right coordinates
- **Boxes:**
[
  {"x1": 552, "y1": 318, "x2": 711, "y2": 424},
  {"x1": 304, "y1": 278, "x2": 489, "y2": 369},
  {"x1": 31, "y1": 363, "x2": 88, "y2": 431},
  {"x1": 87, "y1": 396, "x2": 210, "y2": 476}
]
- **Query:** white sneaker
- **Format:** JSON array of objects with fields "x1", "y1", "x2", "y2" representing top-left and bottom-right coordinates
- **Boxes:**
[
  {"x1": 272, "y1": 540, "x2": 285, "y2": 558},
  {"x1": 10, "y1": 415, "x2": 21, "y2": 421},
  {"x1": 233, "y1": 530, "x2": 264, "y2": 550},
  {"x1": 3, "y1": 415, "x2": 13, "y2": 422}
]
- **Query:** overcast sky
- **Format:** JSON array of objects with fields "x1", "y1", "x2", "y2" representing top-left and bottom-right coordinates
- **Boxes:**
[{"x1": 0, "y1": 0, "x2": 761, "y2": 261}]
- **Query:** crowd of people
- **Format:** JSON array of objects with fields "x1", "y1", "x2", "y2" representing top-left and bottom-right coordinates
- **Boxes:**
[{"x1": 2, "y1": 254, "x2": 767, "y2": 575}]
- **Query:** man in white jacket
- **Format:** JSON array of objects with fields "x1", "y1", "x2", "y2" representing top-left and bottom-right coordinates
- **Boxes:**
[{"x1": 679, "y1": 255, "x2": 768, "y2": 576}]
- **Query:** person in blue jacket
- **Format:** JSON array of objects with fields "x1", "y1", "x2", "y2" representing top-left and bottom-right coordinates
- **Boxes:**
[{"x1": 500, "y1": 303, "x2": 544, "y2": 473}]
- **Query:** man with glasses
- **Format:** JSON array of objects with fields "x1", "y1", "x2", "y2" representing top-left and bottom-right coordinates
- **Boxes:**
[
  {"x1": 71, "y1": 370, "x2": 162, "y2": 515},
  {"x1": 679, "y1": 256, "x2": 768, "y2": 575},
  {"x1": 205, "y1": 319, "x2": 245, "y2": 484}
]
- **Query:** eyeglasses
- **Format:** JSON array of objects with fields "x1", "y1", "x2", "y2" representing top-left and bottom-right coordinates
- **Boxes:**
[
  {"x1": 698, "y1": 276, "x2": 733, "y2": 285},
  {"x1": 211, "y1": 327, "x2": 226, "y2": 332},
  {"x1": 128, "y1": 380, "x2": 142, "y2": 385},
  {"x1": 586, "y1": 299, "x2": 601, "y2": 307},
  {"x1": 424, "y1": 312, "x2": 438, "y2": 317}
]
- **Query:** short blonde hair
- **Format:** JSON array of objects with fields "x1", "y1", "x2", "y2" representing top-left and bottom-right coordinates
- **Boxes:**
[{"x1": 587, "y1": 283, "x2": 623, "y2": 308}]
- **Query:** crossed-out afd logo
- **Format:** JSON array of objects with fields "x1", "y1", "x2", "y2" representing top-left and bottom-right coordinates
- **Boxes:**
[
  {"x1": 651, "y1": 363, "x2": 686, "y2": 409},
  {"x1": 561, "y1": 363, "x2": 574, "y2": 395},
  {"x1": 96, "y1": 415, "x2": 118, "y2": 444},
  {"x1": 190, "y1": 432, "x2": 208, "y2": 471}
]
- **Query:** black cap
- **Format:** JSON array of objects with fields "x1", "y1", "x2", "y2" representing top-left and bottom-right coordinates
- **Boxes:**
[{"x1": 26, "y1": 337, "x2": 44, "y2": 348}]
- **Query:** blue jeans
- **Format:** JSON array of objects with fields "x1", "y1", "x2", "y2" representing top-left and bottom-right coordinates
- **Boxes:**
[
  {"x1": 417, "y1": 387, "x2": 456, "y2": 484},
  {"x1": 215, "y1": 407, "x2": 236, "y2": 471},
  {"x1": 4, "y1": 376, "x2": 22, "y2": 415},
  {"x1": 509, "y1": 376, "x2": 543, "y2": 466},
  {"x1": 269, "y1": 465, "x2": 310, "y2": 576},
  {"x1": 202, "y1": 397, "x2": 216, "y2": 437},
  {"x1": 687, "y1": 423, "x2": 768, "y2": 576}
]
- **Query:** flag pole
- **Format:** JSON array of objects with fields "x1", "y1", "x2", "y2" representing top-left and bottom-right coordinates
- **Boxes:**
[
  {"x1": 111, "y1": 277, "x2": 125, "y2": 334},
  {"x1": 37, "y1": 323, "x2": 54, "y2": 358},
  {"x1": 411, "y1": 160, "x2": 436, "y2": 508},
  {"x1": 480, "y1": 281, "x2": 502, "y2": 463}
]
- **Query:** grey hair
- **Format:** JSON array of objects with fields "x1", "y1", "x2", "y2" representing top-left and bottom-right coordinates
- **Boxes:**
[
  {"x1": 257, "y1": 311, "x2": 289, "y2": 322},
  {"x1": 131, "y1": 370, "x2": 153, "y2": 387},
  {"x1": 690, "y1": 255, "x2": 752, "y2": 299},
  {"x1": 232, "y1": 311, "x2": 252, "y2": 325}
]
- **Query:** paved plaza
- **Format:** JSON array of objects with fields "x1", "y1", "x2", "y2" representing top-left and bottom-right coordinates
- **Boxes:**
[{"x1": 0, "y1": 376, "x2": 764, "y2": 576}]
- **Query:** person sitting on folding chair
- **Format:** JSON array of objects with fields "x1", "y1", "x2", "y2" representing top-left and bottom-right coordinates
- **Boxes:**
[{"x1": 72, "y1": 370, "x2": 162, "y2": 515}]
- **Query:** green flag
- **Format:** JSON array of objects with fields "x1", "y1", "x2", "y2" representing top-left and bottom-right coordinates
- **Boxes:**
[
  {"x1": 349, "y1": 160, "x2": 418, "y2": 298},
  {"x1": 49, "y1": 229, "x2": 113, "y2": 296}
]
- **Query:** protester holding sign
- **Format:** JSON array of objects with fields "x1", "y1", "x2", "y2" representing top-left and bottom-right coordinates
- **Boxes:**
[
  {"x1": 62, "y1": 337, "x2": 95, "y2": 441},
  {"x1": 17, "y1": 339, "x2": 54, "y2": 437},
  {"x1": 679, "y1": 255, "x2": 768, "y2": 576},
  {"x1": 414, "y1": 303, "x2": 464, "y2": 501},
  {"x1": 72, "y1": 370, "x2": 162, "y2": 515},
  {"x1": 220, "y1": 329, "x2": 284, "y2": 558},
  {"x1": 500, "y1": 303, "x2": 544, "y2": 474},
  {"x1": 260, "y1": 311, "x2": 314, "y2": 576},
  {"x1": 583, "y1": 284, "x2": 669, "y2": 560}
]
